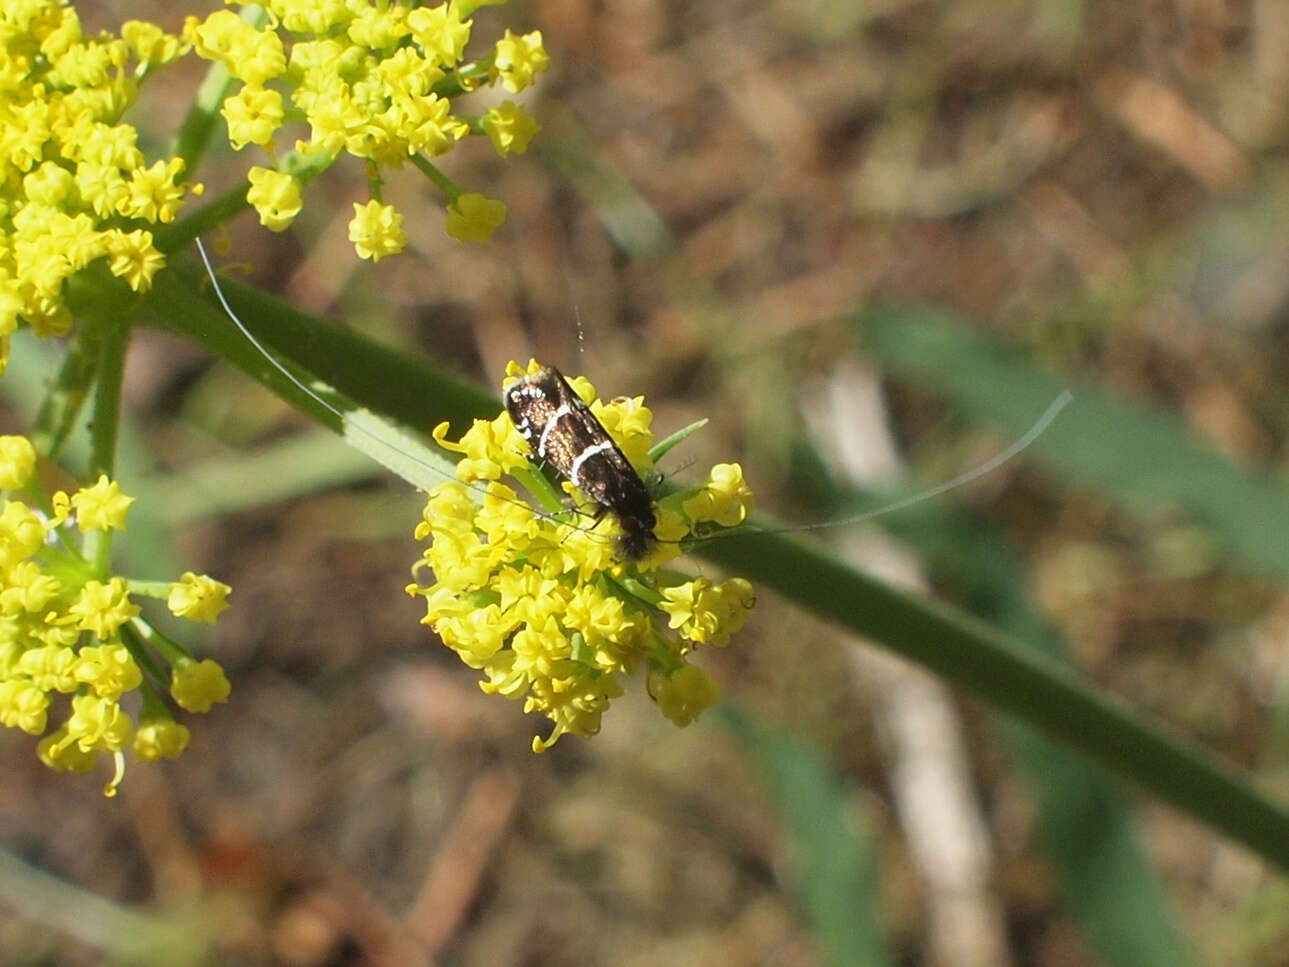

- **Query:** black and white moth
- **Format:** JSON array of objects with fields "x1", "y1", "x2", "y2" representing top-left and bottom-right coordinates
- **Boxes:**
[{"x1": 504, "y1": 365, "x2": 657, "y2": 560}]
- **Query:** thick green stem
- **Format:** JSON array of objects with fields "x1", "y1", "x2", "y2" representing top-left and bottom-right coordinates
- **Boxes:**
[{"x1": 696, "y1": 529, "x2": 1289, "y2": 870}]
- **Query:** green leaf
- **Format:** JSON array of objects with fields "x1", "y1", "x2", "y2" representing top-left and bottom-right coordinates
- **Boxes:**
[
  {"x1": 649, "y1": 417, "x2": 709, "y2": 464},
  {"x1": 873, "y1": 496, "x2": 1196, "y2": 967},
  {"x1": 722, "y1": 705, "x2": 891, "y2": 967},
  {"x1": 133, "y1": 430, "x2": 384, "y2": 523},
  {"x1": 342, "y1": 409, "x2": 462, "y2": 491},
  {"x1": 144, "y1": 260, "x2": 498, "y2": 499},
  {"x1": 861, "y1": 305, "x2": 1289, "y2": 581}
]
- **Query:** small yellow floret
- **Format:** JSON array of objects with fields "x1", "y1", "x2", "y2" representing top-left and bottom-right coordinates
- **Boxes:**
[
  {"x1": 0, "y1": 679, "x2": 50, "y2": 735},
  {"x1": 186, "y1": 10, "x2": 286, "y2": 85},
  {"x1": 132, "y1": 718, "x2": 191, "y2": 761},
  {"x1": 38, "y1": 728, "x2": 99, "y2": 773},
  {"x1": 0, "y1": 436, "x2": 37, "y2": 490},
  {"x1": 74, "y1": 644, "x2": 143, "y2": 701},
  {"x1": 445, "y1": 192, "x2": 506, "y2": 243},
  {"x1": 170, "y1": 658, "x2": 231, "y2": 713},
  {"x1": 222, "y1": 84, "x2": 285, "y2": 150},
  {"x1": 104, "y1": 229, "x2": 165, "y2": 292},
  {"x1": 65, "y1": 693, "x2": 133, "y2": 753},
  {"x1": 682, "y1": 463, "x2": 754, "y2": 528},
  {"x1": 0, "y1": 500, "x2": 48, "y2": 570},
  {"x1": 348, "y1": 200, "x2": 408, "y2": 261},
  {"x1": 247, "y1": 166, "x2": 303, "y2": 231},
  {"x1": 406, "y1": 2, "x2": 472, "y2": 67},
  {"x1": 70, "y1": 475, "x2": 134, "y2": 531},
  {"x1": 493, "y1": 29, "x2": 549, "y2": 93},
  {"x1": 482, "y1": 102, "x2": 540, "y2": 156},
  {"x1": 650, "y1": 664, "x2": 722, "y2": 727},
  {"x1": 69, "y1": 578, "x2": 140, "y2": 638},
  {"x1": 167, "y1": 572, "x2": 232, "y2": 623}
]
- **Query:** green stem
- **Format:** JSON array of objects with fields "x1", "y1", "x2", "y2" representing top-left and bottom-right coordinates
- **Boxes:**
[
  {"x1": 170, "y1": 5, "x2": 266, "y2": 175},
  {"x1": 154, "y1": 182, "x2": 253, "y2": 255},
  {"x1": 29, "y1": 334, "x2": 98, "y2": 461},
  {"x1": 431, "y1": 56, "x2": 493, "y2": 99},
  {"x1": 695, "y1": 529, "x2": 1289, "y2": 870},
  {"x1": 126, "y1": 580, "x2": 174, "y2": 600},
  {"x1": 171, "y1": 59, "x2": 233, "y2": 178},
  {"x1": 121, "y1": 619, "x2": 172, "y2": 687},
  {"x1": 88, "y1": 316, "x2": 128, "y2": 480},
  {"x1": 81, "y1": 314, "x2": 130, "y2": 574},
  {"x1": 128, "y1": 616, "x2": 190, "y2": 667},
  {"x1": 411, "y1": 155, "x2": 460, "y2": 200}
]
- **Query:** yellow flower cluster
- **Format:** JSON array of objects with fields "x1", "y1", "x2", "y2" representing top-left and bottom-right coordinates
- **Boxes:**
[
  {"x1": 0, "y1": 435, "x2": 232, "y2": 794},
  {"x1": 407, "y1": 362, "x2": 755, "y2": 751},
  {"x1": 0, "y1": 1, "x2": 192, "y2": 371},
  {"x1": 185, "y1": 0, "x2": 549, "y2": 254}
]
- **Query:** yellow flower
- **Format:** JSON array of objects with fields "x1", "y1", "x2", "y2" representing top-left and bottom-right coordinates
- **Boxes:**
[
  {"x1": 348, "y1": 199, "x2": 408, "y2": 261},
  {"x1": 682, "y1": 463, "x2": 755, "y2": 528},
  {"x1": 658, "y1": 576, "x2": 755, "y2": 647},
  {"x1": 0, "y1": 500, "x2": 48, "y2": 571},
  {"x1": 430, "y1": 411, "x2": 529, "y2": 481},
  {"x1": 0, "y1": 436, "x2": 36, "y2": 490},
  {"x1": 0, "y1": 5, "x2": 193, "y2": 367},
  {"x1": 493, "y1": 29, "x2": 549, "y2": 93},
  {"x1": 649, "y1": 664, "x2": 722, "y2": 727},
  {"x1": 0, "y1": 463, "x2": 233, "y2": 789},
  {"x1": 74, "y1": 644, "x2": 143, "y2": 702},
  {"x1": 0, "y1": 562, "x2": 61, "y2": 615},
  {"x1": 132, "y1": 718, "x2": 191, "y2": 761},
  {"x1": 69, "y1": 475, "x2": 135, "y2": 531},
  {"x1": 185, "y1": 10, "x2": 286, "y2": 85},
  {"x1": 120, "y1": 20, "x2": 185, "y2": 69},
  {"x1": 271, "y1": 0, "x2": 352, "y2": 34},
  {"x1": 38, "y1": 728, "x2": 99, "y2": 773},
  {"x1": 445, "y1": 192, "x2": 506, "y2": 243},
  {"x1": 347, "y1": 4, "x2": 412, "y2": 49},
  {"x1": 0, "y1": 679, "x2": 50, "y2": 735},
  {"x1": 16, "y1": 642, "x2": 77, "y2": 693},
  {"x1": 69, "y1": 578, "x2": 140, "y2": 638},
  {"x1": 222, "y1": 84, "x2": 286, "y2": 150},
  {"x1": 410, "y1": 363, "x2": 756, "y2": 750},
  {"x1": 167, "y1": 572, "x2": 232, "y2": 624},
  {"x1": 481, "y1": 101, "x2": 540, "y2": 156},
  {"x1": 104, "y1": 229, "x2": 166, "y2": 293},
  {"x1": 247, "y1": 166, "x2": 303, "y2": 231},
  {"x1": 174, "y1": 0, "x2": 548, "y2": 262},
  {"x1": 170, "y1": 658, "x2": 231, "y2": 713},
  {"x1": 119, "y1": 158, "x2": 187, "y2": 223},
  {"x1": 406, "y1": 2, "x2": 472, "y2": 67},
  {"x1": 65, "y1": 693, "x2": 133, "y2": 752}
]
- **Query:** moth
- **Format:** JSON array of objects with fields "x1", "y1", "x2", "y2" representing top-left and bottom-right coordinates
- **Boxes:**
[{"x1": 504, "y1": 365, "x2": 657, "y2": 560}]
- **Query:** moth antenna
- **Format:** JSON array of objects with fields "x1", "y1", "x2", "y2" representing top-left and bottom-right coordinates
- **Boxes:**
[
  {"x1": 193, "y1": 238, "x2": 621, "y2": 548},
  {"x1": 672, "y1": 389, "x2": 1074, "y2": 549},
  {"x1": 195, "y1": 237, "x2": 345, "y2": 427},
  {"x1": 787, "y1": 389, "x2": 1073, "y2": 533},
  {"x1": 558, "y1": 250, "x2": 586, "y2": 361}
]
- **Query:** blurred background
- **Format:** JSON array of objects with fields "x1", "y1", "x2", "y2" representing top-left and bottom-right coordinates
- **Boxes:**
[{"x1": 4, "y1": 0, "x2": 1289, "y2": 964}]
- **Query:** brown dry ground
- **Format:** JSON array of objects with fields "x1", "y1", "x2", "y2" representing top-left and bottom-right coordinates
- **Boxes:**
[{"x1": 4, "y1": 1, "x2": 1289, "y2": 965}]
